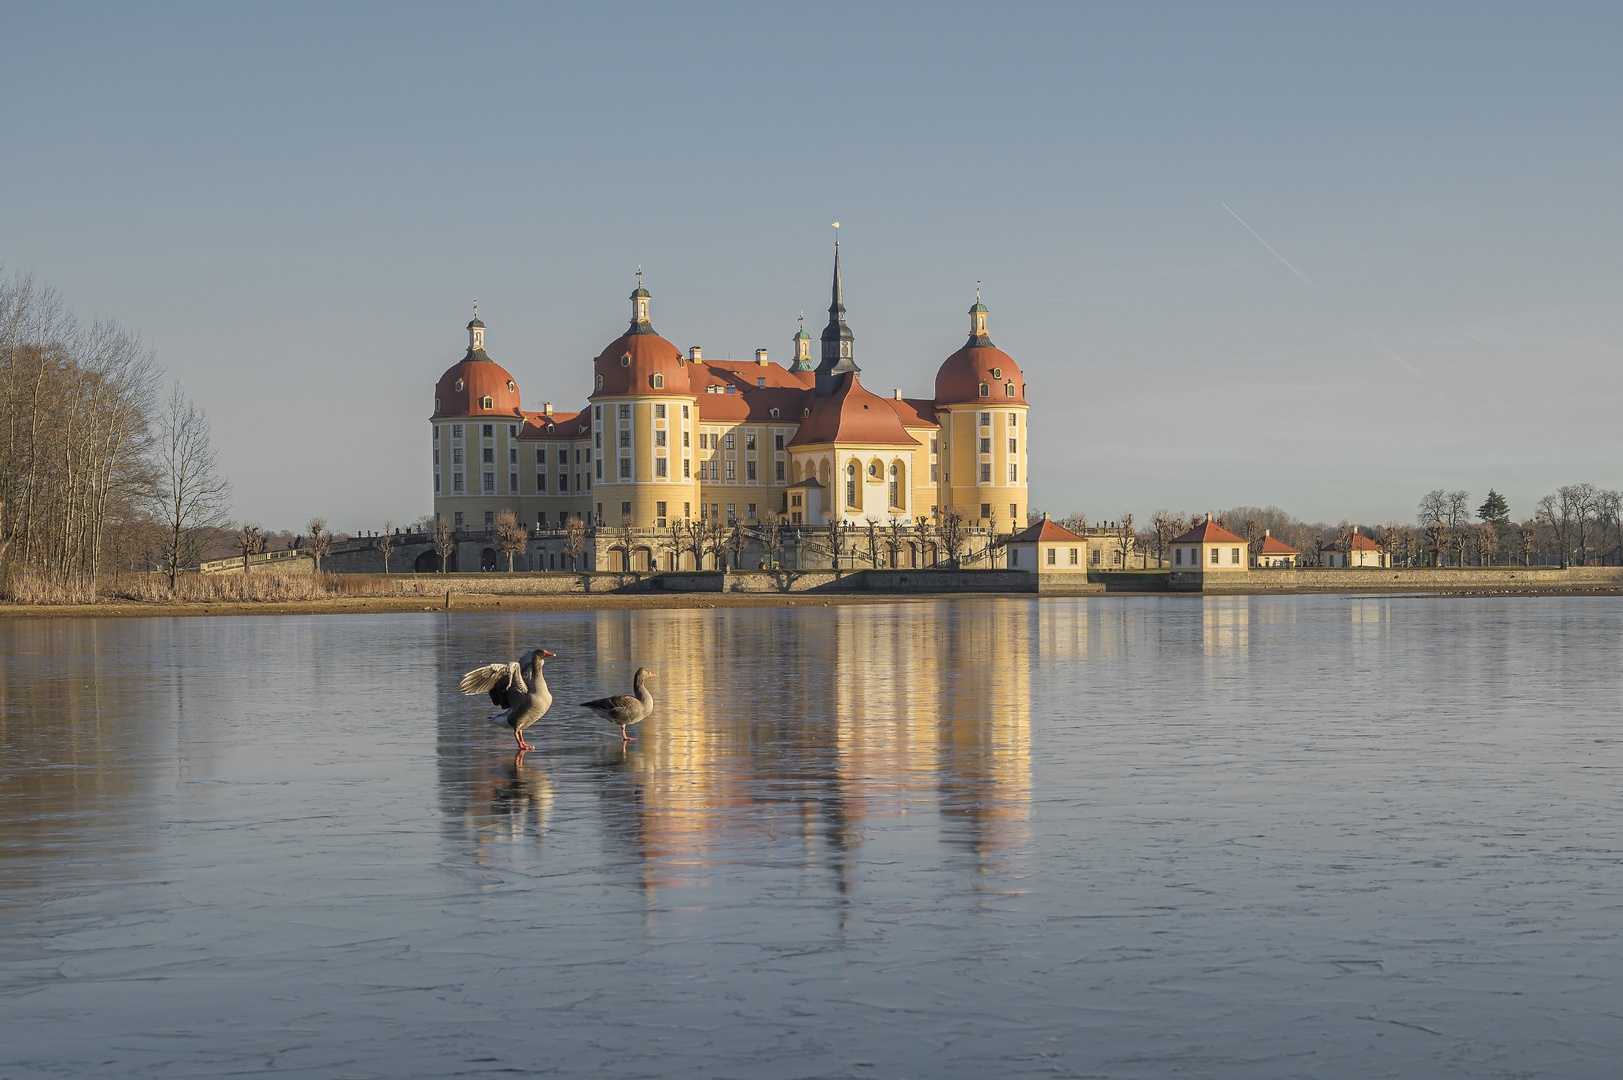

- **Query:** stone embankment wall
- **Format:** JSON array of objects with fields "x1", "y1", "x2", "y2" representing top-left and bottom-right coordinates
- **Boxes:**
[{"x1": 1171, "y1": 567, "x2": 1623, "y2": 593}]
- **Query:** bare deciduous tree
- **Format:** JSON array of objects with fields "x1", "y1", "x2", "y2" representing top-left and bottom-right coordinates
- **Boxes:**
[
  {"x1": 493, "y1": 509, "x2": 527, "y2": 572},
  {"x1": 938, "y1": 507, "x2": 967, "y2": 567},
  {"x1": 563, "y1": 516, "x2": 585, "y2": 571},
  {"x1": 377, "y1": 520, "x2": 395, "y2": 574},
  {"x1": 615, "y1": 513, "x2": 637, "y2": 573},
  {"x1": 1115, "y1": 513, "x2": 1135, "y2": 570},
  {"x1": 151, "y1": 383, "x2": 232, "y2": 590},
  {"x1": 306, "y1": 517, "x2": 332, "y2": 574},
  {"x1": 237, "y1": 523, "x2": 263, "y2": 574},
  {"x1": 433, "y1": 514, "x2": 454, "y2": 572}
]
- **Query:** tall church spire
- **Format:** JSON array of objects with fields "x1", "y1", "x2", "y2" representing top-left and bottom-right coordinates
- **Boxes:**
[
  {"x1": 627, "y1": 266, "x2": 656, "y2": 336},
  {"x1": 816, "y1": 233, "x2": 858, "y2": 397}
]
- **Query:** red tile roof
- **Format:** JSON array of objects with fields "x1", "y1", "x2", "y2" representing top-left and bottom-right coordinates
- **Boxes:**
[
  {"x1": 1172, "y1": 518, "x2": 1247, "y2": 544},
  {"x1": 789, "y1": 374, "x2": 921, "y2": 448},
  {"x1": 887, "y1": 396, "x2": 940, "y2": 429},
  {"x1": 695, "y1": 385, "x2": 809, "y2": 424},
  {"x1": 1007, "y1": 518, "x2": 1087, "y2": 545},
  {"x1": 1320, "y1": 533, "x2": 1385, "y2": 552},
  {"x1": 1258, "y1": 534, "x2": 1299, "y2": 555},
  {"x1": 433, "y1": 353, "x2": 524, "y2": 419},
  {"x1": 935, "y1": 341, "x2": 1026, "y2": 406}
]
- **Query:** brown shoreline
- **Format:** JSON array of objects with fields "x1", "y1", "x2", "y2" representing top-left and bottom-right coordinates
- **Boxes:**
[{"x1": 1, "y1": 586, "x2": 1620, "y2": 619}]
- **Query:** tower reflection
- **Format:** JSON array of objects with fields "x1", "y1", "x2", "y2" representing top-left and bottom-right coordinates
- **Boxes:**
[{"x1": 436, "y1": 602, "x2": 1036, "y2": 897}]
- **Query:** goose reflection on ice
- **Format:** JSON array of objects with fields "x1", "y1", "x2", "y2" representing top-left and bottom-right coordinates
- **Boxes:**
[{"x1": 436, "y1": 601, "x2": 1039, "y2": 899}]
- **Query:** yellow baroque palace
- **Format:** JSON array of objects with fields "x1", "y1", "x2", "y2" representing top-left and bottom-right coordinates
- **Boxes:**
[{"x1": 430, "y1": 249, "x2": 1030, "y2": 570}]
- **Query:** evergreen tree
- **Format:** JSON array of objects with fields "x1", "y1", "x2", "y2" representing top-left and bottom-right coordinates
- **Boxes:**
[{"x1": 1478, "y1": 489, "x2": 1510, "y2": 527}]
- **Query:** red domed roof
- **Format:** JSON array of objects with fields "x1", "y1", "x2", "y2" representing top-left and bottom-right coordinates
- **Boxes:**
[
  {"x1": 591, "y1": 331, "x2": 693, "y2": 398},
  {"x1": 433, "y1": 352, "x2": 523, "y2": 419},
  {"x1": 934, "y1": 342, "x2": 1026, "y2": 406}
]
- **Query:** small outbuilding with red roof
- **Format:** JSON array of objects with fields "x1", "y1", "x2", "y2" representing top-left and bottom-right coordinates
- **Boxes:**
[
  {"x1": 1006, "y1": 514, "x2": 1088, "y2": 573},
  {"x1": 1254, "y1": 529, "x2": 1300, "y2": 568},
  {"x1": 1170, "y1": 514, "x2": 1249, "y2": 574}
]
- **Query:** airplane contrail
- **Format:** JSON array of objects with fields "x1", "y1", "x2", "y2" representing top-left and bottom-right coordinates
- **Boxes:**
[
  {"x1": 1367, "y1": 333, "x2": 1423, "y2": 379},
  {"x1": 1222, "y1": 203, "x2": 1319, "y2": 290},
  {"x1": 1447, "y1": 324, "x2": 1488, "y2": 346}
]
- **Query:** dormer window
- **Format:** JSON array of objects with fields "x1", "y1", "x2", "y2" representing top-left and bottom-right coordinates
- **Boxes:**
[
  {"x1": 802, "y1": 407, "x2": 811, "y2": 418},
  {"x1": 480, "y1": 396, "x2": 493, "y2": 409},
  {"x1": 757, "y1": 377, "x2": 765, "y2": 388},
  {"x1": 596, "y1": 374, "x2": 604, "y2": 390},
  {"x1": 978, "y1": 383, "x2": 989, "y2": 398},
  {"x1": 620, "y1": 354, "x2": 631, "y2": 368},
  {"x1": 991, "y1": 367, "x2": 1002, "y2": 380},
  {"x1": 1005, "y1": 382, "x2": 1015, "y2": 397},
  {"x1": 434, "y1": 397, "x2": 441, "y2": 411},
  {"x1": 652, "y1": 373, "x2": 664, "y2": 388},
  {"x1": 769, "y1": 407, "x2": 779, "y2": 419},
  {"x1": 506, "y1": 380, "x2": 516, "y2": 392},
  {"x1": 454, "y1": 379, "x2": 464, "y2": 392}
]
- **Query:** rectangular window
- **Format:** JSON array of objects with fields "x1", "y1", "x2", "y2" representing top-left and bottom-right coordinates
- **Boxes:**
[
  {"x1": 747, "y1": 503, "x2": 756, "y2": 519},
  {"x1": 1069, "y1": 548, "x2": 1079, "y2": 565},
  {"x1": 1008, "y1": 438, "x2": 1017, "y2": 455},
  {"x1": 619, "y1": 430, "x2": 631, "y2": 448},
  {"x1": 594, "y1": 406, "x2": 602, "y2": 420},
  {"x1": 621, "y1": 501, "x2": 632, "y2": 518},
  {"x1": 979, "y1": 464, "x2": 991, "y2": 483},
  {"x1": 746, "y1": 461, "x2": 756, "y2": 481},
  {"x1": 453, "y1": 447, "x2": 464, "y2": 465},
  {"x1": 537, "y1": 512, "x2": 548, "y2": 528},
  {"x1": 979, "y1": 412, "x2": 991, "y2": 427},
  {"x1": 483, "y1": 472, "x2": 495, "y2": 492},
  {"x1": 536, "y1": 447, "x2": 546, "y2": 465},
  {"x1": 1175, "y1": 547, "x2": 1183, "y2": 565},
  {"x1": 683, "y1": 458, "x2": 690, "y2": 478},
  {"x1": 656, "y1": 500, "x2": 667, "y2": 521},
  {"x1": 483, "y1": 447, "x2": 494, "y2": 464},
  {"x1": 684, "y1": 502, "x2": 690, "y2": 518},
  {"x1": 979, "y1": 438, "x2": 991, "y2": 454},
  {"x1": 558, "y1": 473, "x2": 566, "y2": 491},
  {"x1": 847, "y1": 479, "x2": 856, "y2": 506},
  {"x1": 509, "y1": 447, "x2": 518, "y2": 465},
  {"x1": 1092, "y1": 548, "x2": 1101, "y2": 565},
  {"x1": 1210, "y1": 547, "x2": 1220, "y2": 565},
  {"x1": 483, "y1": 424, "x2": 493, "y2": 437},
  {"x1": 1232, "y1": 547, "x2": 1241, "y2": 565},
  {"x1": 699, "y1": 433, "x2": 708, "y2": 449},
  {"x1": 595, "y1": 431, "x2": 602, "y2": 448},
  {"x1": 579, "y1": 449, "x2": 585, "y2": 464},
  {"x1": 655, "y1": 404, "x2": 666, "y2": 419},
  {"x1": 725, "y1": 432, "x2": 736, "y2": 451},
  {"x1": 509, "y1": 472, "x2": 518, "y2": 492},
  {"x1": 930, "y1": 437, "x2": 938, "y2": 454},
  {"x1": 981, "y1": 503, "x2": 991, "y2": 518},
  {"x1": 618, "y1": 404, "x2": 630, "y2": 419},
  {"x1": 483, "y1": 511, "x2": 494, "y2": 528},
  {"x1": 682, "y1": 405, "x2": 689, "y2": 418},
  {"x1": 585, "y1": 473, "x2": 591, "y2": 489},
  {"x1": 700, "y1": 503, "x2": 707, "y2": 520},
  {"x1": 453, "y1": 472, "x2": 464, "y2": 492},
  {"x1": 433, "y1": 448, "x2": 440, "y2": 466},
  {"x1": 434, "y1": 474, "x2": 440, "y2": 492},
  {"x1": 656, "y1": 457, "x2": 668, "y2": 478},
  {"x1": 727, "y1": 504, "x2": 736, "y2": 523},
  {"x1": 930, "y1": 463, "x2": 939, "y2": 481},
  {"x1": 774, "y1": 434, "x2": 784, "y2": 451},
  {"x1": 683, "y1": 430, "x2": 690, "y2": 447},
  {"x1": 1009, "y1": 413, "x2": 1017, "y2": 426},
  {"x1": 537, "y1": 473, "x2": 548, "y2": 493},
  {"x1": 655, "y1": 430, "x2": 666, "y2": 447},
  {"x1": 1010, "y1": 548, "x2": 1018, "y2": 566},
  {"x1": 620, "y1": 459, "x2": 631, "y2": 479},
  {"x1": 1009, "y1": 464, "x2": 1018, "y2": 482},
  {"x1": 725, "y1": 461, "x2": 736, "y2": 481},
  {"x1": 509, "y1": 424, "x2": 518, "y2": 437},
  {"x1": 745, "y1": 433, "x2": 756, "y2": 451},
  {"x1": 454, "y1": 512, "x2": 464, "y2": 526},
  {"x1": 1010, "y1": 503, "x2": 1017, "y2": 520},
  {"x1": 1046, "y1": 547, "x2": 1056, "y2": 566},
  {"x1": 452, "y1": 424, "x2": 463, "y2": 439},
  {"x1": 774, "y1": 461, "x2": 784, "y2": 481}
]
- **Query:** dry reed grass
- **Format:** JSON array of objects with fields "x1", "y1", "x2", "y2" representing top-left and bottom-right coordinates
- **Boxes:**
[{"x1": 99, "y1": 570, "x2": 396, "y2": 604}]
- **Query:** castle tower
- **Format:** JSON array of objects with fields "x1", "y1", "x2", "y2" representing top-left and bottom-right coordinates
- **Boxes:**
[
  {"x1": 815, "y1": 241, "x2": 859, "y2": 397},
  {"x1": 789, "y1": 313, "x2": 815, "y2": 372}
]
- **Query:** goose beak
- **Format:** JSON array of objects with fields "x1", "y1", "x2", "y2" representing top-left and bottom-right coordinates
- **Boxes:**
[{"x1": 541, "y1": 650, "x2": 557, "y2": 658}]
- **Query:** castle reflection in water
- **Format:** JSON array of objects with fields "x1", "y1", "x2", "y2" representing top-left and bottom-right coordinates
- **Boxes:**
[{"x1": 435, "y1": 600, "x2": 1051, "y2": 895}]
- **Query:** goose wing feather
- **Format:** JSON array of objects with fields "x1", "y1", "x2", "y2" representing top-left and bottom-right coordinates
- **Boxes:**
[
  {"x1": 461, "y1": 662, "x2": 526, "y2": 706},
  {"x1": 580, "y1": 694, "x2": 640, "y2": 718}
]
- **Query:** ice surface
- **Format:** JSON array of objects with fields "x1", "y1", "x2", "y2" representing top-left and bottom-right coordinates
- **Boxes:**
[{"x1": 1, "y1": 596, "x2": 1620, "y2": 1077}]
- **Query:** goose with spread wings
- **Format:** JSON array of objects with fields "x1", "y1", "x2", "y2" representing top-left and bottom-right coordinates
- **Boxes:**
[
  {"x1": 459, "y1": 648, "x2": 556, "y2": 750},
  {"x1": 580, "y1": 667, "x2": 656, "y2": 743}
]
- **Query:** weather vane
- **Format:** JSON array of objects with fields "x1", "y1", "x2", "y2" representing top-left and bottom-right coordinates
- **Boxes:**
[
  {"x1": 798, "y1": 311, "x2": 805, "y2": 332},
  {"x1": 831, "y1": 221, "x2": 839, "y2": 248},
  {"x1": 473, "y1": 299, "x2": 478, "y2": 319},
  {"x1": 976, "y1": 280, "x2": 981, "y2": 300},
  {"x1": 636, "y1": 264, "x2": 643, "y2": 288}
]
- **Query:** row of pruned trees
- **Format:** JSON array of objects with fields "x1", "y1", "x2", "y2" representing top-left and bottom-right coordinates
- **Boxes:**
[{"x1": 0, "y1": 269, "x2": 233, "y2": 599}]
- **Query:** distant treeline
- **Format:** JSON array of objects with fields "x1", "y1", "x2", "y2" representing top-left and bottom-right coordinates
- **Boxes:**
[{"x1": 1036, "y1": 487, "x2": 1622, "y2": 569}]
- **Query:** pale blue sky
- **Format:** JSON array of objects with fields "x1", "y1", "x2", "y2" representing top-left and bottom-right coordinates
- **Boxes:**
[{"x1": 4, "y1": 3, "x2": 1620, "y2": 530}]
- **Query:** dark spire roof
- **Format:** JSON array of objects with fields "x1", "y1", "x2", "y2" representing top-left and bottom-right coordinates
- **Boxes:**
[{"x1": 816, "y1": 240, "x2": 858, "y2": 397}]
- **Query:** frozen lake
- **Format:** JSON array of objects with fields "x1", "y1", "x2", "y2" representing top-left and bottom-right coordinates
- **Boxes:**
[{"x1": 2, "y1": 596, "x2": 1621, "y2": 1077}]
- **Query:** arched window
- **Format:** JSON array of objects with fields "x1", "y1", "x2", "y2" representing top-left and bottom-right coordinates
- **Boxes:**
[
  {"x1": 596, "y1": 374, "x2": 604, "y2": 390},
  {"x1": 1005, "y1": 382, "x2": 1015, "y2": 397},
  {"x1": 454, "y1": 379, "x2": 464, "y2": 392},
  {"x1": 480, "y1": 396, "x2": 493, "y2": 409},
  {"x1": 769, "y1": 407, "x2": 779, "y2": 419},
  {"x1": 888, "y1": 464, "x2": 899, "y2": 509},
  {"x1": 978, "y1": 383, "x2": 989, "y2": 398},
  {"x1": 652, "y1": 373, "x2": 664, "y2": 388},
  {"x1": 506, "y1": 380, "x2": 516, "y2": 392},
  {"x1": 868, "y1": 462, "x2": 880, "y2": 478},
  {"x1": 434, "y1": 397, "x2": 441, "y2": 412},
  {"x1": 846, "y1": 462, "x2": 857, "y2": 508}
]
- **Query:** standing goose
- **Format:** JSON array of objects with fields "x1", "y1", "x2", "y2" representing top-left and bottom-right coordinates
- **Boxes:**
[
  {"x1": 460, "y1": 648, "x2": 556, "y2": 751},
  {"x1": 580, "y1": 668, "x2": 656, "y2": 743}
]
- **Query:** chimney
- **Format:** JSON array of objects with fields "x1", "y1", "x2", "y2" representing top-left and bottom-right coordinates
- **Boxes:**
[
  {"x1": 1264, "y1": 528, "x2": 1271, "y2": 537},
  {"x1": 1042, "y1": 511, "x2": 1049, "y2": 521},
  {"x1": 893, "y1": 389, "x2": 902, "y2": 399},
  {"x1": 1205, "y1": 512, "x2": 1213, "y2": 522},
  {"x1": 542, "y1": 401, "x2": 552, "y2": 415},
  {"x1": 755, "y1": 348, "x2": 768, "y2": 366},
  {"x1": 688, "y1": 346, "x2": 702, "y2": 361}
]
